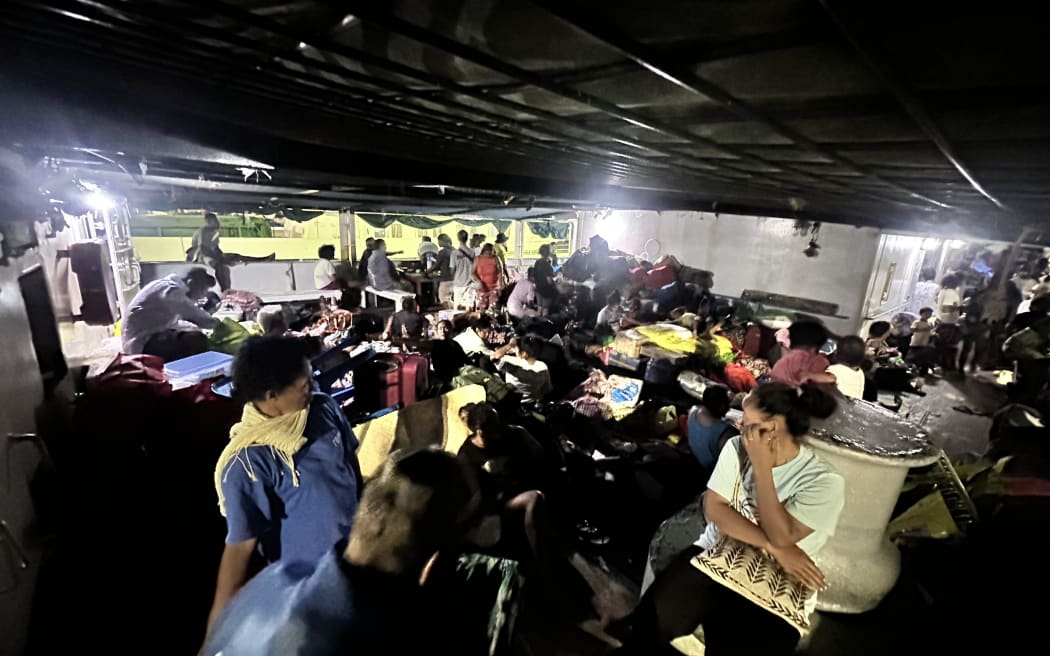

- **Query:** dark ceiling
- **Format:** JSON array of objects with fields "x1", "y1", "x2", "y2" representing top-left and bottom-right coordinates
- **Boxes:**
[{"x1": 2, "y1": 0, "x2": 1050, "y2": 237}]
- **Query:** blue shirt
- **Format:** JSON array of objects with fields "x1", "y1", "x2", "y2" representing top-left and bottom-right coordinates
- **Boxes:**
[
  {"x1": 687, "y1": 409, "x2": 729, "y2": 470},
  {"x1": 203, "y1": 544, "x2": 425, "y2": 656},
  {"x1": 221, "y1": 394, "x2": 361, "y2": 564}
]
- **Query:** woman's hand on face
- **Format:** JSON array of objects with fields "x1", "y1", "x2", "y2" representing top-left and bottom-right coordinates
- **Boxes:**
[
  {"x1": 742, "y1": 422, "x2": 777, "y2": 470},
  {"x1": 766, "y1": 543, "x2": 827, "y2": 591}
]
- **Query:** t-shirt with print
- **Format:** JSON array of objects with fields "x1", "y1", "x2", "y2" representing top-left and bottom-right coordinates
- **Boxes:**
[
  {"x1": 770, "y1": 348, "x2": 831, "y2": 386},
  {"x1": 695, "y1": 437, "x2": 844, "y2": 613},
  {"x1": 826, "y1": 364, "x2": 864, "y2": 399},
  {"x1": 220, "y1": 394, "x2": 362, "y2": 565}
]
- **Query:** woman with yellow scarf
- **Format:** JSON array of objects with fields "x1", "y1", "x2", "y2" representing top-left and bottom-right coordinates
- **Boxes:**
[{"x1": 205, "y1": 336, "x2": 362, "y2": 634}]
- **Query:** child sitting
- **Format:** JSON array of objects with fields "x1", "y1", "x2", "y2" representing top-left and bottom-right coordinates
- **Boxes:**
[
  {"x1": 770, "y1": 321, "x2": 836, "y2": 386},
  {"x1": 866, "y1": 321, "x2": 898, "y2": 359},
  {"x1": 684, "y1": 385, "x2": 735, "y2": 469},
  {"x1": 826, "y1": 335, "x2": 867, "y2": 399},
  {"x1": 595, "y1": 291, "x2": 623, "y2": 330}
]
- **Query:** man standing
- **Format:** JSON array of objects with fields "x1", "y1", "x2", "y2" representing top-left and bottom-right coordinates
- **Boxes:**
[
  {"x1": 451, "y1": 230, "x2": 476, "y2": 310},
  {"x1": 533, "y1": 244, "x2": 558, "y2": 316},
  {"x1": 357, "y1": 237, "x2": 376, "y2": 281},
  {"x1": 121, "y1": 267, "x2": 219, "y2": 361},
  {"x1": 494, "y1": 233, "x2": 510, "y2": 284},
  {"x1": 418, "y1": 236, "x2": 440, "y2": 270},
  {"x1": 934, "y1": 272, "x2": 963, "y2": 371},
  {"x1": 427, "y1": 233, "x2": 456, "y2": 307},
  {"x1": 204, "y1": 337, "x2": 361, "y2": 642}
]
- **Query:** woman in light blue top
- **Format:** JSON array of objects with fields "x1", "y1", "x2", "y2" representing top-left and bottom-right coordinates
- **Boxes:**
[{"x1": 687, "y1": 385, "x2": 733, "y2": 469}]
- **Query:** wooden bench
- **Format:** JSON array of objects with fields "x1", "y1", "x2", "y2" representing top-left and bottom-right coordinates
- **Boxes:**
[{"x1": 361, "y1": 285, "x2": 415, "y2": 309}]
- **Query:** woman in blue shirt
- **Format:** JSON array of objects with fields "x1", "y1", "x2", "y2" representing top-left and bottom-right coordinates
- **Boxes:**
[
  {"x1": 205, "y1": 336, "x2": 362, "y2": 635},
  {"x1": 687, "y1": 385, "x2": 734, "y2": 470}
]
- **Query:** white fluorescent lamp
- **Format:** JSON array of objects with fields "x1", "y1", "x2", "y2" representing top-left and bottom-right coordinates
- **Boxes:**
[
  {"x1": 948, "y1": 240, "x2": 966, "y2": 249},
  {"x1": 85, "y1": 188, "x2": 115, "y2": 211}
]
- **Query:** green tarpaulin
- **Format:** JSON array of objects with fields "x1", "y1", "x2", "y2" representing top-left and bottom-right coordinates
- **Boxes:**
[{"x1": 356, "y1": 213, "x2": 514, "y2": 233}]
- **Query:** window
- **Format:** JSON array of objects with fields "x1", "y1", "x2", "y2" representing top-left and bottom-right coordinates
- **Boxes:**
[
  {"x1": 520, "y1": 220, "x2": 575, "y2": 260},
  {"x1": 390, "y1": 224, "x2": 403, "y2": 238},
  {"x1": 130, "y1": 210, "x2": 339, "y2": 262}
]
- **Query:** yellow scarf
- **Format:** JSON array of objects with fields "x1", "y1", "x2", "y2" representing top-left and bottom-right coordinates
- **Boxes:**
[{"x1": 214, "y1": 402, "x2": 310, "y2": 516}]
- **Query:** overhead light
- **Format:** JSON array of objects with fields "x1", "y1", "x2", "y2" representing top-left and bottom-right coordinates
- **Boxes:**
[
  {"x1": 340, "y1": 14, "x2": 357, "y2": 27},
  {"x1": 949, "y1": 239, "x2": 966, "y2": 249},
  {"x1": 86, "y1": 189, "x2": 115, "y2": 211},
  {"x1": 297, "y1": 41, "x2": 309, "y2": 50}
]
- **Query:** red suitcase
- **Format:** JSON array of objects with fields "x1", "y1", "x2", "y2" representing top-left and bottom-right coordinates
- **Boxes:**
[{"x1": 390, "y1": 352, "x2": 429, "y2": 406}]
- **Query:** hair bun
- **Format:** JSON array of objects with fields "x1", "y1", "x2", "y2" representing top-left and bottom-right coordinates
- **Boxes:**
[{"x1": 796, "y1": 383, "x2": 837, "y2": 420}]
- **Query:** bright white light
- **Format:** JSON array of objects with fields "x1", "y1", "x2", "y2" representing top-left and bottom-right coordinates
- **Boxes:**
[
  {"x1": 920, "y1": 237, "x2": 940, "y2": 251},
  {"x1": 86, "y1": 189, "x2": 115, "y2": 211},
  {"x1": 948, "y1": 239, "x2": 966, "y2": 249},
  {"x1": 340, "y1": 14, "x2": 357, "y2": 27},
  {"x1": 297, "y1": 41, "x2": 309, "y2": 50}
]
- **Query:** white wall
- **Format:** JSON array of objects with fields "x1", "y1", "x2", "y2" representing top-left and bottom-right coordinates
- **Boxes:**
[{"x1": 578, "y1": 211, "x2": 881, "y2": 334}]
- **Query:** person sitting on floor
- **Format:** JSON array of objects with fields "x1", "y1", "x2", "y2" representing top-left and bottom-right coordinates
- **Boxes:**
[
  {"x1": 257, "y1": 305, "x2": 289, "y2": 338},
  {"x1": 457, "y1": 403, "x2": 550, "y2": 572},
  {"x1": 203, "y1": 449, "x2": 479, "y2": 656},
  {"x1": 684, "y1": 384, "x2": 734, "y2": 470},
  {"x1": 595, "y1": 290, "x2": 623, "y2": 330},
  {"x1": 454, "y1": 315, "x2": 516, "y2": 360},
  {"x1": 865, "y1": 321, "x2": 898, "y2": 359},
  {"x1": 384, "y1": 296, "x2": 424, "y2": 341},
  {"x1": 618, "y1": 297, "x2": 644, "y2": 329},
  {"x1": 506, "y1": 267, "x2": 538, "y2": 320},
  {"x1": 205, "y1": 336, "x2": 363, "y2": 636},
  {"x1": 769, "y1": 321, "x2": 836, "y2": 386},
  {"x1": 498, "y1": 335, "x2": 554, "y2": 404},
  {"x1": 826, "y1": 335, "x2": 867, "y2": 399},
  {"x1": 121, "y1": 267, "x2": 219, "y2": 361},
  {"x1": 613, "y1": 383, "x2": 842, "y2": 656},
  {"x1": 313, "y1": 244, "x2": 340, "y2": 290}
]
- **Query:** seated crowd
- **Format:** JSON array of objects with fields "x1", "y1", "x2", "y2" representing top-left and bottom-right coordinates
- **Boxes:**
[{"x1": 116, "y1": 226, "x2": 1049, "y2": 655}]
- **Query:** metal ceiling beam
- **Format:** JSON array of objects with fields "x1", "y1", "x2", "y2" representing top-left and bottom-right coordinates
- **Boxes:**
[
  {"x1": 17, "y1": 0, "x2": 632, "y2": 178},
  {"x1": 159, "y1": 0, "x2": 886, "y2": 205},
  {"x1": 471, "y1": 26, "x2": 823, "y2": 97},
  {"x1": 339, "y1": 2, "x2": 938, "y2": 211},
  {"x1": 111, "y1": 0, "x2": 809, "y2": 198},
  {"x1": 163, "y1": 0, "x2": 817, "y2": 200},
  {"x1": 817, "y1": 0, "x2": 1009, "y2": 211},
  {"x1": 526, "y1": 0, "x2": 953, "y2": 211}
]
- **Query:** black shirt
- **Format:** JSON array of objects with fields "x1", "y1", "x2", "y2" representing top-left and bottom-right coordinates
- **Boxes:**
[
  {"x1": 358, "y1": 248, "x2": 373, "y2": 278},
  {"x1": 534, "y1": 258, "x2": 556, "y2": 296},
  {"x1": 391, "y1": 310, "x2": 424, "y2": 339},
  {"x1": 457, "y1": 428, "x2": 546, "y2": 510}
]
